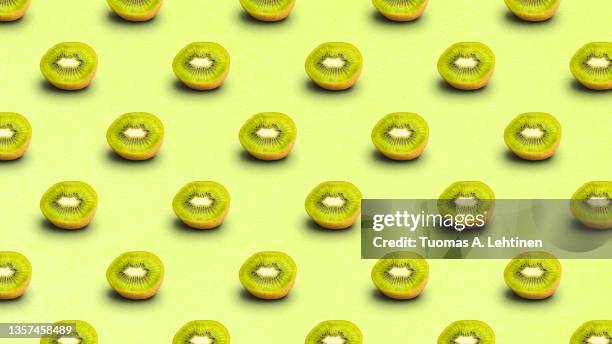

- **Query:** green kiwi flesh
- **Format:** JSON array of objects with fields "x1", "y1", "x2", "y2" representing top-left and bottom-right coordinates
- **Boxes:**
[
  {"x1": 305, "y1": 320, "x2": 362, "y2": 344},
  {"x1": 107, "y1": 0, "x2": 163, "y2": 21},
  {"x1": 173, "y1": 181, "x2": 231, "y2": 229},
  {"x1": 0, "y1": 112, "x2": 31, "y2": 160},
  {"x1": 40, "y1": 181, "x2": 98, "y2": 230},
  {"x1": 40, "y1": 320, "x2": 98, "y2": 344},
  {"x1": 371, "y1": 112, "x2": 429, "y2": 160},
  {"x1": 437, "y1": 320, "x2": 495, "y2": 344},
  {"x1": 0, "y1": 0, "x2": 30, "y2": 21},
  {"x1": 173, "y1": 42, "x2": 230, "y2": 90},
  {"x1": 173, "y1": 320, "x2": 230, "y2": 344},
  {"x1": 570, "y1": 181, "x2": 612, "y2": 229},
  {"x1": 239, "y1": 0, "x2": 296, "y2": 21},
  {"x1": 504, "y1": 251, "x2": 561, "y2": 300},
  {"x1": 570, "y1": 321, "x2": 612, "y2": 344},
  {"x1": 504, "y1": 112, "x2": 562, "y2": 161},
  {"x1": 372, "y1": 0, "x2": 429, "y2": 21},
  {"x1": 40, "y1": 42, "x2": 98, "y2": 91},
  {"x1": 371, "y1": 251, "x2": 429, "y2": 299},
  {"x1": 437, "y1": 181, "x2": 495, "y2": 228},
  {"x1": 504, "y1": 0, "x2": 560, "y2": 21},
  {"x1": 305, "y1": 181, "x2": 362, "y2": 229},
  {"x1": 106, "y1": 112, "x2": 164, "y2": 160},
  {"x1": 106, "y1": 251, "x2": 164, "y2": 300},
  {"x1": 239, "y1": 112, "x2": 297, "y2": 160},
  {"x1": 305, "y1": 42, "x2": 363, "y2": 91},
  {"x1": 570, "y1": 42, "x2": 612, "y2": 90},
  {"x1": 0, "y1": 251, "x2": 31, "y2": 300},
  {"x1": 437, "y1": 42, "x2": 495, "y2": 90},
  {"x1": 239, "y1": 251, "x2": 297, "y2": 300}
]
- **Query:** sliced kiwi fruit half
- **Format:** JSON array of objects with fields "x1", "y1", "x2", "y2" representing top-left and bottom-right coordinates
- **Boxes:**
[
  {"x1": 438, "y1": 320, "x2": 495, "y2": 344},
  {"x1": 437, "y1": 42, "x2": 495, "y2": 90},
  {"x1": 239, "y1": 251, "x2": 297, "y2": 300},
  {"x1": 437, "y1": 181, "x2": 495, "y2": 228},
  {"x1": 305, "y1": 181, "x2": 362, "y2": 229},
  {"x1": 173, "y1": 181, "x2": 231, "y2": 229},
  {"x1": 504, "y1": 112, "x2": 561, "y2": 161},
  {"x1": 504, "y1": 0, "x2": 560, "y2": 21},
  {"x1": 0, "y1": 251, "x2": 31, "y2": 300},
  {"x1": 107, "y1": 112, "x2": 164, "y2": 160},
  {"x1": 372, "y1": 0, "x2": 429, "y2": 21},
  {"x1": 570, "y1": 320, "x2": 612, "y2": 344},
  {"x1": 106, "y1": 251, "x2": 164, "y2": 300},
  {"x1": 305, "y1": 320, "x2": 362, "y2": 344},
  {"x1": 371, "y1": 112, "x2": 429, "y2": 160},
  {"x1": 504, "y1": 251, "x2": 561, "y2": 300},
  {"x1": 0, "y1": 0, "x2": 30, "y2": 21},
  {"x1": 570, "y1": 181, "x2": 612, "y2": 230},
  {"x1": 40, "y1": 42, "x2": 98, "y2": 91},
  {"x1": 40, "y1": 181, "x2": 98, "y2": 230},
  {"x1": 107, "y1": 0, "x2": 163, "y2": 21},
  {"x1": 173, "y1": 320, "x2": 230, "y2": 344},
  {"x1": 173, "y1": 42, "x2": 230, "y2": 91},
  {"x1": 40, "y1": 320, "x2": 98, "y2": 344},
  {"x1": 371, "y1": 251, "x2": 429, "y2": 300},
  {"x1": 305, "y1": 42, "x2": 363, "y2": 91},
  {"x1": 239, "y1": 112, "x2": 297, "y2": 161},
  {"x1": 0, "y1": 112, "x2": 31, "y2": 161},
  {"x1": 570, "y1": 42, "x2": 612, "y2": 91},
  {"x1": 239, "y1": 0, "x2": 296, "y2": 21}
]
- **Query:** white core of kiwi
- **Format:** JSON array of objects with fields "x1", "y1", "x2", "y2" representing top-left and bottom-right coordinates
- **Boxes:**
[
  {"x1": 520, "y1": 127, "x2": 545, "y2": 139},
  {"x1": 387, "y1": 266, "x2": 413, "y2": 278},
  {"x1": 453, "y1": 57, "x2": 479, "y2": 69},
  {"x1": 189, "y1": 57, "x2": 214, "y2": 69},
  {"x1": 0, "y1": 266, "x2": 16, "y2": 279},
  {"x1": 520, "y1": 266, "x2": 545, "y2": 279},
  {"x1": 123, "y1": 127, "x2": 148, "y2": 139},
  {"x1": 123, "y1": 266, "x2": 148, "y2": 279},
  {"x1": 56, "y1": 57, "x2": 81, "y2": 69},
  {"x1": 322, "y1": 196, "x2": 346, "y2": 208},
  {"x1": 0, "y1": 127, "x2": 15, "y2": 139},
  {"x1": 321, "y1": 335, "x2": 347, "y2": 344},
  {"x1": 587, "y1": 196, "x2": 610, "y2": 208},
  {"x1": 57, "y1": 338, "x2": 82, "y2": 344},
  {"x1": 585, "y1": 336, "x2": 612, "y2": 344},
  {"x1": 454, "y1": 197, "x2": 478, "y2": 208},
  {"x1": 255, "y1": 266, "x2": 280, "y2": 279},
  {"x1": 452, "y1": 336, "x2": 479, "y2": 344},
  {"x1": 586, "y1": 56, "x2": 611, "y2": 69},
  {"x1": 256, "y1": 127, "x2": 281, "y2": 139},
  {"x1": 189, "y1": 335, "x2": 214, "y2": 344},
  {"x1": 189, "y1": 196, "x2": 214, "y2": 208},
  {"x1": 57, "y1": 196, "x2": 81, "y2": 208},
  {"x1": 388, "y1": 127, "x2": 413, "y2": 139},
  {"x1": 321, "y1": 57, "x2": 346, "y2": 69}
]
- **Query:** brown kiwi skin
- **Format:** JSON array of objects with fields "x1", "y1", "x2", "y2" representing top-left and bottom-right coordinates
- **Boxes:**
[
  {"x1": 0, "y1": 0, "x2": 31, "y2": 21},
  {"x1": 377, "y1": 0, "x2": 429, "y2": 22},
  {"x1": 315, "y1": 69, "x2": 362, "y2": 91},
  {"x1": 508, "y1": 1, "x2": 560, "y2": 22},
  {"x1": 110, "y1": 0, "x2": 163, "y2": 21},
  {"x1": 242, "y1": 0, "x2": 296, "y2": 22}
]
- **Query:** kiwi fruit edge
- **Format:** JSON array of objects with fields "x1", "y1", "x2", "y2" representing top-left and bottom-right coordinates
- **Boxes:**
[
  {"x1": 0, "y1": 0, "x2": 30, "y2": 21},
  {"x1": 504, "y1": 0, "x2": 560, "y2": 21},
  {"x1": 239, "y1": 0, "x2": 296, "y2": 21},
  {"x1": 106, "y1": 251, "x2": 164, "y2": 300},
  {"x1": 305, "y1": 42, "x2": 363, "y2": 91},
  {"x1": 570, "y1": 320, "x2": 612, "y2": 344},
  {"x1": 437, "y1": 181, "x2": 496, "y2": 227},
  {"x1": 305, "y1": 181, "x2": 363, "y2": 230},
  {"x1": 239, "y1": 251, "x2": 297, "y2": 300},
  {"x1": 437, "y1": 42, "x2": 495, "y2": 90},
  {"x1": 172, "y1": 320, "x2": 230, "y2": 344},
  {"x1": 39, "y1": 42, "x2": 98, "y2": 91},
  {"x1": 172, "y1": 181, "x2": 231, "y2": 229},
  {"x1": 0, "y1": 251, "x2": 32, "y2": 300},
  {"x1": 305, "y1": 320, "x2": 363, "y2": 344},
  {"x1": 239, "y1": 112, "x2": 297, "y2": 161},
  {"x1": 503, "y1": 112, "x2": 562, "y2": 161},
  {"x1": 503, "y1": 251, "x2": 562, "y2": 300},
  {"x1": 371, "y1": 251, "x2": 429, "y2": 300},
  {"x1": 107, "y1": 0, "x2": 163, "y2": 21},
  {"x1": 372, "y1": 0, "x2": 429, "y2": 21},
  {"x1": 106, "y1": 112, "x2": 164, "y2": 161},
  {"x1": 570, "y1": 181, "x2": 612, "y2": 230},
  {"x1": 570, "y1": 42, "x2": 612, "y2": 91},
  {"x1": 0, "y1": 112, "x2": 32, "y2": 161},
  {"x1": 40, "y1": 181, "x2": 98, "y2": 230},
  {"x1": 437, "y1": 320, "x2": 495, "y2": 344},
  {"x1": 40, "y1": 320, "x2": 98, "y2": 344},
  {"x1": 371, "y1": 112, "x2": 429, "y2": 160},
  {"x1": 172, "y1": 42, "x2": 231, "y2": 91}
]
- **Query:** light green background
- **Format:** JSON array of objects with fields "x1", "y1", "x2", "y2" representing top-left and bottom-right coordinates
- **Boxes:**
[{"x1": 1, "y1": 0, "x2": 611, "y2": 342}]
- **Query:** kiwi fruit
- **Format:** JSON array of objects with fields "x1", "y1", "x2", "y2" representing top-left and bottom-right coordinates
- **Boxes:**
[
  {"x1": 40, "y1": 320, "x2": 98, "y2": 344},
  {"x1": 40, "y1": 42, "x2": 98, "y2": 91},
  {"x1": 305, "y1": 320, "x2": 362, "y2": 344},
  {"x1": 305, "y1": 42, "x2": 363, "y2": 91},
  {"x1": 372, "y1": 0, "x2": 429, "y2": 21},
  {"x1": 570, "y1": 320, "x2": 612, "y2": 344},
  {"x1": 173, "y1": 181, "x2": 231, "y2": 229},
  {"x1": 437, "y1": 181, "x2": 495, "y2": 228},
  {"x1": 570, "y1": 42, "x2": 612, "y2": 91},
  {"x1": 239, "y1": 112, "x2": 297, "y2": 161},
  {"x1": 437, "y1": 320, "x2": 495, "y2": 344},
  {"x1": 40, "y1": 181, "x2": 98, "y2": 230},
  {"x1": 437, "y1": 42, "x2": 495, "y2": 90},
  {"x1": 106, "y1": 251, "x2": 164, "y2": 300},
  {"x1": 371, "y1": 251, "x2": 429, "y2": 300},
  {"x1": 0, "y1": 112, "x2": 31, "y2": 161},
  {"x1": 570, "y1": 181, "x2": 612, "y2": 230},
  {"x1": 0, "y1": 0, "x2": 30, "y2": 21},
  {"x1": 504, "y1": 251, "x2": 561, "y2": 300},
  {"x1": 504, "y1": 0, "x2": 560, "y2": 21},
  {"x1": 239, "y1": 251, "x2": 297, "y2": 300},
  {"x1": 305, "y1": 181, "x2": 362, "y2": 229},
  {"x1": 107, "y1": 0, "x2": 162, "y2": 21},
  {"x1": 173, "y1": 320, "x2": 230, "y2": 344},
  {"x1": 0, "y1": 251, "x2": 31, "y2": 300},
  {"x1": 106, "y1": 112, "x2": 164, "y2": 160},
  {"x1": 504, "y1": 112, "x2": 562, "y2": 161},
  {"x1": 239, "y1": 0, "x2": 296, "y2": 21},
  {"x1": 173, "y1": 42, "x2": 230, "y2": 91},
  {"x1": 371, "y1": 112, "x2": 429, "y2": 160}
]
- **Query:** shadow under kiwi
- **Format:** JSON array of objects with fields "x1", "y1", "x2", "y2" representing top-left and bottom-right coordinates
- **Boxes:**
[
  {"x1": 503, "y1": 289, "x2": 556, "y2": 304},
  {"x1": 106, "y1": 289, "x2": 160, "y2": 304},
  {"x1": 238, "y1": 150, "x2": 292, "y2": 165},
  {"x1": 106, "y1": 150, "x2": 158, "y2": 165},
  {"x1": 39, "y1": 80, "x2": 92, "y2": 94},
  {"x1": 237, "y1": 11, "x2": 292, "y2": 26},
  {"x1": 303, "y1": 218, "x2": 356, "y2": 235},
  {"x1": 171, "y1": 218, "x2": 227, "y2": 234},
  {"x1": 502, "y1": 149, "x2": 557, "y2": 165},
  {"x1": 502, "y1": 11, "x2": 555, "y2": 26},
  {"x1": 371, "y1": 149, "x2": 425, "y2": 164},
  {"x1": 172, "y1": 79, "x2": 227, "y2": 94},
  {"x1": 303, "y1": 79, "x2": 358, "y2": 95},
  {"x1": 0, "y1": 293, "x2": 29, "y2": 303},
  {"x1": 569, "y1": 79, "x2": 608, "y2": 94},
  {"x1": 436, "y1": 79, "x2": 489, "y2": 94},
  {"x1": 40, "y1": 219, "x2": 93, "y2": 234},
  {"x1": 238, "y1": 288, "x2": 291, "y2": 304},
  {"x1": 371, "y1": 288, "x2": 425, "y2": 304},
  {"x1": 106, "y1": 11, "x2": 158, "y2": 25},
  {"x1": 370, "y1": 10, "x2": 424, "y2": 25}
]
